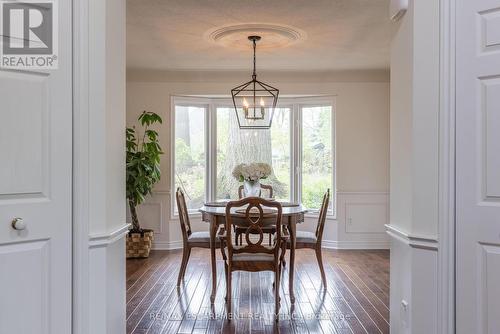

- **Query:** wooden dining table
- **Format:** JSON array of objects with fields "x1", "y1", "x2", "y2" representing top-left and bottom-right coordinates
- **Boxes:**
[{"x1": 199, "y1": 202, "x2": 307, "y2": 304}]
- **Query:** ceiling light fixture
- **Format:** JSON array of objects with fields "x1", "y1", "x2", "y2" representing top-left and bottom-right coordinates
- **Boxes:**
[{"x1": 231, "y1": 36, "x2": 279, "y2": 130}]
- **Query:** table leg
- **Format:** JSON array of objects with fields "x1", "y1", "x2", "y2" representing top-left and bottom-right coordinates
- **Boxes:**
[
  {"x1": 209, "y1": 216, "x2": 217, "y2": 303},
  {"x1": 288, "y1": 219, "x2": 296, "y2": 304}
]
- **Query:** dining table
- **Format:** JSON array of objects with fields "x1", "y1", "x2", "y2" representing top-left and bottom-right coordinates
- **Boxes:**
[{"x1": 199, "y1": 201, "x2": 307, "y2": 304}]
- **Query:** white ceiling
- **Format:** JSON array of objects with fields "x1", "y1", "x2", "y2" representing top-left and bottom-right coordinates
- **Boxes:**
[{"x1": 127, "y1": 0, "x2": 393, "y2": 71}]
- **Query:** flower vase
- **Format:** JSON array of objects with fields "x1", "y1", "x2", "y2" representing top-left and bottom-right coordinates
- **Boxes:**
[{"x1": 243, "y1": 180, "x2": 261, "y2": 197}]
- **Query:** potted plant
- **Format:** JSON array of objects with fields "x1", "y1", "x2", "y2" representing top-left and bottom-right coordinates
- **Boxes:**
[{"x1": 126, "y1": 111, "x2": 163, "y2": 258}]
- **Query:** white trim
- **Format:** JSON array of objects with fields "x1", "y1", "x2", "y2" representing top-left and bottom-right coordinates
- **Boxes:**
[
  {"x1": 152, "y1": 240, "x2": 183, "y2": 250},
  {"x1": 437, "y1": 0, "x2": 456, "y2": 332},
  {"x1": 385, "y1": 224, "x2": 438, "y2": 250},
  {"x1": 320, "y1": 240, "x2": 389, "y2": 249},
  {"x1": 88, "y1": 224, "x2": 131, "y2": 248},
  {"x1": 170, "y1": 96, "x2": 337, "y2": 217},
  {"x1": 72, "y1": 0, "x2": 90, "y2": 332},
  {"x1": 152, "y1": 239, "x2": 388, "y2": 251}
]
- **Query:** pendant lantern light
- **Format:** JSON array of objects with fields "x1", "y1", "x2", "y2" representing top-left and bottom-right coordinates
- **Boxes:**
[{"x1": 231, "y1": 36, "x2": 279, "y2": 129}]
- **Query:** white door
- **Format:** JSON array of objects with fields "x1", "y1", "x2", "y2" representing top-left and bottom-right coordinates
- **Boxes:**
[
  {"x1": 456, "y1": 0, "x2": 500, "y2": 333},
  {"x1": 0, "y1": 1, "x2": 72, "y2": 334}
]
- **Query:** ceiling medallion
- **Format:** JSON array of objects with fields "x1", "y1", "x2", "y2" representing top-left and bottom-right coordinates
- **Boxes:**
[
  {"x1": 231, "y1": 36, "x2": 279, "y2": 130},
  {"x1": 205, "y1": 23, "x2": 306, "y2": 50}
]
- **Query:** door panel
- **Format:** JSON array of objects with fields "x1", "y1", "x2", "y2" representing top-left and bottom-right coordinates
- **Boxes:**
[
  {"x1": 0, "y1": 70, "x2": 49, "y2": 198},
  {"x1": 0, "y1": 1, "x2": 72, "y2": 333},
  {"x1": 0, "y1": 240, "x2": 50, "y2": 334},
  {"x1": 456, "y1": 0, "x2": 500, "y2": 333}
]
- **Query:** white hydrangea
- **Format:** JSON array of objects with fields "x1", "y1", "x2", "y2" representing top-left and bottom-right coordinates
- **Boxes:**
[{"x1": 232, "y1": 163, "x2": 272, "y2": 182}]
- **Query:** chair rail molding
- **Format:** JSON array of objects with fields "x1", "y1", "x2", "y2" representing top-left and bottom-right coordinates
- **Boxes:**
[
  {"x1": 385, "y1": 224, "x2": 438, "y2": 251},
  {"x1": 88, "y1": 223, "x2": 131, "y2": 248}
]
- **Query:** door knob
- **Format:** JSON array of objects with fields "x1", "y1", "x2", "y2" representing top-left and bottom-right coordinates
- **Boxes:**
[{"x1": 11, "y1": 217, "x2": 26, "y2": 230}]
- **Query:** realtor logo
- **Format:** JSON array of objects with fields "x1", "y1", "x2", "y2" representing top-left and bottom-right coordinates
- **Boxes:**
[{"x1": 0, "y1": 0, "x2": 58, "y2": 69}]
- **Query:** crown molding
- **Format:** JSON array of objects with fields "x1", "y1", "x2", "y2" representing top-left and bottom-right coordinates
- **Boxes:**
[{"x1": 126, "y1": 68, "x2": 390, "y2": 83}]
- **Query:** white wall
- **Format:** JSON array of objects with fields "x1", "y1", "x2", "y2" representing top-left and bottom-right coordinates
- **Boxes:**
[
  {"x1": 126, "y1": 70, "x2": 390, "y2": 249},
  {"x1": 388, "y1": 0, "x2": 440, "y2": 333},
  {"x1": 77, "y1": 0, "x2": 128, "y2": 333},
  {"x1": 89, "y1": 0, "x2": 126, "y2": 235}
]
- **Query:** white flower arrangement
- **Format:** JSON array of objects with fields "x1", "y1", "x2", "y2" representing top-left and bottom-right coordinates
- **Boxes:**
[{"x1": 232, "y1": 163, "x2": 272, "y2": 182}]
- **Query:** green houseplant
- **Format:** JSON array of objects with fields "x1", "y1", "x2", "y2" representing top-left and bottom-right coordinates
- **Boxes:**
[{"x1": 126, "y1": 111, "x2": 163, "y2": 257}]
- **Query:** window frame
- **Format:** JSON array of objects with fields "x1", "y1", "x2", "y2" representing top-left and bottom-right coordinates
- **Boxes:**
[{"x1": 171, "y1": 95, "x2": 336, "y2": 218}]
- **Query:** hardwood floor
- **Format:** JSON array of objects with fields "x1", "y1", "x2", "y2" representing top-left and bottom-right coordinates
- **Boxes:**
[{"x1": 126, "y1": 249, "x2": 390, "y2": 334}]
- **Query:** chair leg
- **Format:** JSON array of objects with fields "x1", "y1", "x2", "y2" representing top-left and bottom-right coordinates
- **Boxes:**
[
  {"x1": 279, "y1": 244, "x2": 286, "y2": 267},
  {"x1": 234, "y1": 231, "x2": 239, "y2": 246},
  {"x1": 274, "y1": 267, "x2": 280, "y2": 321},
  {"x1": 269, "y1": 233, "x2": 272, "y2": 246},
  {"x1": 315, "y1": 247, "x2": 327, "y2": 288},
  {"x1": 177, "y1": 246, "x2": 191, "y2": 286},
  {"x1": 226, "y1": 266, "x2": 232, "y2": 318}
]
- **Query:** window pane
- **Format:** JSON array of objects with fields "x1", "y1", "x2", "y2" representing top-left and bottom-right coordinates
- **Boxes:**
[
  {"x1": 216, "y1": 107, "x2": 291, "y2": 200},
  {"x1": 302, "y1": 106, "x2": 333, "y2": 211},
  {"x1": 174, "y1": 105, "x2": 206, "y2": 210}
]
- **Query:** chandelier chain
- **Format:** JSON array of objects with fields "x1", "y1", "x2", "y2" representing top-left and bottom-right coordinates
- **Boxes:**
[{"x1": 252, "y1": 38, "x2": 257, "y2": 79}]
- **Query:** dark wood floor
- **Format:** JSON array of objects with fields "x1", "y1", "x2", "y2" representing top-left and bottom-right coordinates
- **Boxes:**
[{"x1": 126, "y1": 249, "x2": 390, "y2": 334}]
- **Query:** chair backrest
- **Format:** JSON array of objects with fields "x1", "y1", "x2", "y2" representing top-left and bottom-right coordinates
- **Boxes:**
[
  {"x1": 225, "y1": 197, "x2": 282, "y2": 258},
  {"x1": 238, "y1": 184, "x2": 274, "y2": 199},
  {"x1": 315, "y1": 189, "x2": 330, "y2": 243},
  {"x1": 176, "y1": 188, "x2": 192, "y2": 242}
]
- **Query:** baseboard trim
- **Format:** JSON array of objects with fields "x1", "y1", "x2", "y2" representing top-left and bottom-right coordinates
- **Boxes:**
[
  {"x1": 152, "y1": 240, "x2": 183, "y2": 250},
  {"x1": 322, "y1": 240, "x2": 390, "y2": 249},
  {"x1": 385, "y1": 224, "x2": 438, "y2": 250},
  {"x1": 89, "y1": 224, "x2": 130, "y2": 248},
  {"x1": 152, "y1": 239, "x2": 389, "y2": 251}
]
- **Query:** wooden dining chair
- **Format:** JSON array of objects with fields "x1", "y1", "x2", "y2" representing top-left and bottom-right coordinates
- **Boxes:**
[
  {"x1": 176, "y1": 187, "x2": 218, "y2": 286},
  {"x1": 282, "y1": 189, "x2": 330, "y2": 288},
  {"x1": 219, "y1": 197, "x2": 287, "y2": 320},
  {"x1": 235, "y1": 184, "x2": 275, "y2": 245}
]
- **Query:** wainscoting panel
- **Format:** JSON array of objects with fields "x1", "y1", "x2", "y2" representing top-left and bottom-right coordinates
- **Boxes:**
[
  {"x1": 138, "y1": 191, "x2": 389, "y2": 250},
  {"x1": 336, "y1": 192, "x2": 390, "y2": 249},
  {"x1": 386, "y1": 224, "x2": 438, "y2": 334}
]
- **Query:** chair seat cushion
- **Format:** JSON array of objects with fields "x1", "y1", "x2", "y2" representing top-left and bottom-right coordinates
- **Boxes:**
[
  {"x1": 224, "y1": 246, "x2": 276, "y2": 262},
  {"x1": 232, "y1": 252, "x2": 275, "y2": 262},
  {"x1": 288, "y1": 231, "x2": 317, "y2": 244},
  {"x1": 188, "y1": 231, "x2": 211, "y2": 243}
]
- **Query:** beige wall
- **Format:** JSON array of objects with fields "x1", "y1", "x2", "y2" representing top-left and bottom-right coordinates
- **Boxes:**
[
  {"x1": 127, "y1": 70, "x2": 390, "y2": 192},
  {"x1": 126, "y1": 70, "x2": 390, "y2": 247}
]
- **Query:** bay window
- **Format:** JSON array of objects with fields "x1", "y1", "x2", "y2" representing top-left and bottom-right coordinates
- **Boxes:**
[{"x1": 172, "y1": 97, "x2": 335, "y2": 215}]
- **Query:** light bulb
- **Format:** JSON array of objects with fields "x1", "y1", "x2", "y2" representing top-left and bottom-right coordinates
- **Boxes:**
[{"x1": 260, "y1": 97, "x2": 265, "y2": 107}]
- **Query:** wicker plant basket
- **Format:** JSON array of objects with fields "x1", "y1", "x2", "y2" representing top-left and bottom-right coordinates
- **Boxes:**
[{"x1": 126, "y1": 229, "x2": 154, "y2": 258}]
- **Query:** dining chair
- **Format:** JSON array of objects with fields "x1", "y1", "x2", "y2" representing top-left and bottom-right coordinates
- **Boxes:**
[
  {"x1": 235, "y1": 184, "x2": 275, "y2": 245},
  {"x1": 176, "y1": 187, "x2": 218, "y2": 286},
  {"x1": 219, "y1": 197, "x2": 287, "y2": 320},
  {"x1": 282, "y1": 189, "x2": 330, "y2": 288}
]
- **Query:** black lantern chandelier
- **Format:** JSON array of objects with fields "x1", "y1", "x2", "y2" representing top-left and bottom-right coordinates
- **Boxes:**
[{"x1": 231, "y1": 36, "x2": 279, "y2": 129}]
